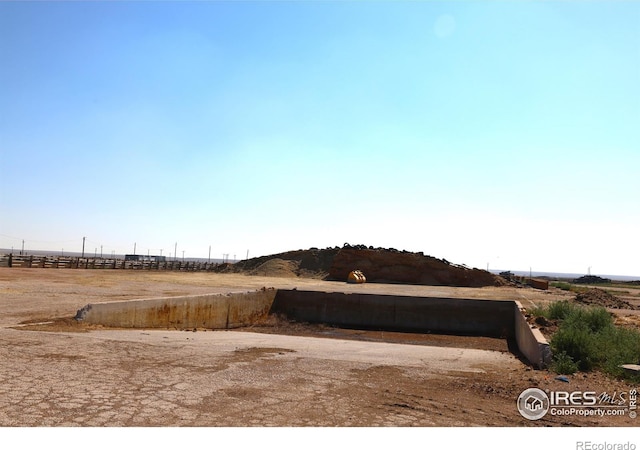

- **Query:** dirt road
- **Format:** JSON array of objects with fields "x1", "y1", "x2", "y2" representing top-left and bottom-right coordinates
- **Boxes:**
[{"x1": 0, "y1": 268, "x2": 637, "y2": 427}]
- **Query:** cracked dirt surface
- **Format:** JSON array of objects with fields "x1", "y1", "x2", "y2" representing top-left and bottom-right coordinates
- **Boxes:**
[
  {"x1": 0, "y1": 328, "x2": 524, "y2": 427},
  {"x1": 0, "y1": 268, "x2": 638, "y2": 427}
]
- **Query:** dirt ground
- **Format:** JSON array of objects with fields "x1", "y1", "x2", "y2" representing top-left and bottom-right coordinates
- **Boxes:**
[{"x1": 0, "y1": 268, "x2": 638, "y2": 428}]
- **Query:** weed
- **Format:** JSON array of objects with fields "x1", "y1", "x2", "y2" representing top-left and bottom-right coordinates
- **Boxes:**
[
  {"x1": 551, "y1": 282, "x2": 572, "y2": 291},
  {"x1": 527, "y1": 304, "x2": 547, "y2": 318},
  {"x1": 562, "y1": 306, "x2": 612, "y2": 333},
  {"x1": 551, "y1": 325, "x2": 597, "y2": 371},
  {"x1": 551, "y1": 351, "x2": 578, "y2": 375},
  {"x1": 539, "y1": 300, "x2": 640, "y2": 381},
  {"x1": 547, "y1": 300, "x2": 576, "y2": 321}
]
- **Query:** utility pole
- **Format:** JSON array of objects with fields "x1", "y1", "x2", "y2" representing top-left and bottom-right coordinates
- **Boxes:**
[
  {"x1": 82, "y1": 237, "x2": 85, "y2": 258},
  {"x1": 134, "y1": 242, "x2": 136, "y2": 255},
  {"x1": 100, "y1": 245, "x2": 103, "y2": 258},
  {"x1": 246, "y1": 249, "x2": 249, "y2": 261},
  {"x1": 182, "y1": 250, "x2": 185, "y2": 262},
  {"x1": 174, "y1": 242, "x2": 177, "y2": 261},
  {"x1": 208, "y1": 245, "x2": 211, "y2": 263},
  {"x1": 21, "y1": 240, "x2": 24, "y2": 256}
]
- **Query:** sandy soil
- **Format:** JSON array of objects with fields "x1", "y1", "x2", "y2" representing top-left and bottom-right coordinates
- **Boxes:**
[{"x1": 0, "y1": 268, "x2": 638, "y2": 427}]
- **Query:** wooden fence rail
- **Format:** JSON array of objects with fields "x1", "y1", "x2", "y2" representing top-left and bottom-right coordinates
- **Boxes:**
[{"x1": 0, "y1": 254, "x2": 224, "y2": 272}]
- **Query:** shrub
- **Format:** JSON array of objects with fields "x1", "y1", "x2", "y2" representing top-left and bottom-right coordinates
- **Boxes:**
[
  {"x1": 543, "y1": 300, "x2": 640, "y2": 380},
  {"x1": 551, "y1": 281, "x2": 572, "y2": 291},
  {"x1": 562, "y1": 305, "x2": 612, "y2": 333},
  {"x1": 551, "y1": 325, "x2": 597, "y2": 371},
  {"x1": 547, "y1": 300, "x2": 576, "y2": 321},
  {"x1": 527, "y1": 304, "x2": 547, "y2": 318},
  {"x1": 551, "y1": 351, "x2": 578, "y2": 375},
  {"x1": 597, "y1": 327, "x2": 640, "y2": 382}
]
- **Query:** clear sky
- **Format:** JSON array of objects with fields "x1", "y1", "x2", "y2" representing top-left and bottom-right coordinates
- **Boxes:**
[{"x1": 1, "y1": 1, "x2": 638, "y2": 276}]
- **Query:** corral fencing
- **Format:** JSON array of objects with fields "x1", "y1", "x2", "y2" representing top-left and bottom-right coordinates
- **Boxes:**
[{"x1": 0, "y1": 254, "x2": 225, "y2": 272}]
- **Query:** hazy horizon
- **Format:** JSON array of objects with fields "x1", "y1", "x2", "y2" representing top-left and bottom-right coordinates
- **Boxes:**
[{"x1": 2, "y1": 246, "x2": 638, "y2": 281}]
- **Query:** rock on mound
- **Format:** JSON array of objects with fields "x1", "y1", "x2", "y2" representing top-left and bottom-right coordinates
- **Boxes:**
[{"x1": 574, "y1": 288, "x2": 637, "y2": 310}]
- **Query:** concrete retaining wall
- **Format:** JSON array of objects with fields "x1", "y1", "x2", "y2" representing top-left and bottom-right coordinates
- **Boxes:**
[
  {"x1": 271, "y1": 290, "x2": 550, "y2": 368},
  {"x1": 75, "y1": 288, "x2": 277, "y2": 329},
  {"x1": 271, "y1": 290, "x2": 515, "y2": 338},
  {"x1": 74, "y1": 287, "x2": 550, "y2": 368},
  {"x1": 514, "y1": 301, "x2": 552, "y2": 368}
]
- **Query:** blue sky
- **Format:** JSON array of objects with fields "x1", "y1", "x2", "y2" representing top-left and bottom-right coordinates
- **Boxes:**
[{"x1": 1, "y1": 1, "x2": 638, "y2": 276}]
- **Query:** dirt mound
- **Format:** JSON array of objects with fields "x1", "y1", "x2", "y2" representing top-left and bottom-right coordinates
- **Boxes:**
[
  {"x1": 573, "y1": 275, "x2": 612, "y2": 284},
  {"x1": 249, "y1": 259, "x2": 300, "y2": 278},
  {"x1": 574, "y1": 288, "x2": 637, "y2": 310},
  {"x1": 328, "y1": 245, "x2": 506, "y2": 287},
  {"x1": 236, "y1": 244, "x2": 505, "y2": 288},
  {"x1": 229, "y1": 247, "x2": 339, "y2": 279}
]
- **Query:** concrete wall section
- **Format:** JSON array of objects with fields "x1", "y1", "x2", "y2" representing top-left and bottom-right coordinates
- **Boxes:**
[
  {"x1": 271, "y1": 290, "x2": 516, "y2": 338},
  {"x1": 74, "y1": 287, "x2": 551, "y2": 368},
  {"x1": 75, "y1": 288, "x2": 277, "y2": 329},
  {"x1": 513, "y1": 301, "x2": 552, "y2": 369}
]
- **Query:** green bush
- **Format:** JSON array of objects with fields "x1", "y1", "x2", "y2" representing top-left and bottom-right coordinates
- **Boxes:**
[
  {"x1": 551, "y1": 325, "x2": 597, "y2": 371},
  {"x1": 551, "y1": 282, "x2": 572, "y2": 291},
  {"x1": 598, "y1": 327, "x2": 640, "y2": 382},
  {"x1": 547, "y1": 300, "x2": 576, "y2": 321},
  {"x1": 542, "y1": 300, "x2": 640, "y2": 380},
  {"x1": 562, "y1": 305, "x2": 612, "y2": 333},
  {"x1": 527, "y1": 304, "x2": 547, "y2": 318},
  {"x1": 551, "y1": 351, "x2": 578, "y2": 375}
]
